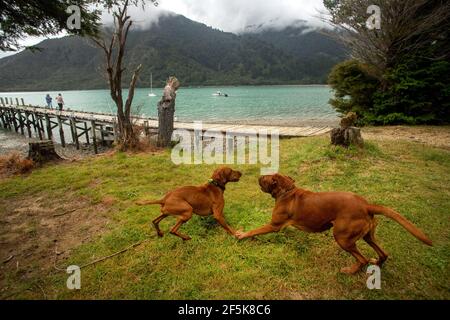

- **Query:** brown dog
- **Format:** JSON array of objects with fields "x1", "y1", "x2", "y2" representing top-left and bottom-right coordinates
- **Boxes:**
[
  {"x1": 236, "y1": 174, "x2": 432, "y2": 274},
  {"x1": 137, "y1": 167, "x2": 242, "y2": 241}
]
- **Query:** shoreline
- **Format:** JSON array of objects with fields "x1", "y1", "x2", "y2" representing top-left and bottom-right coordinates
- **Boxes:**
[
  {"x1": 0, "y1": 84, "x2": 331, "y2": 94},
  {"x1": 0, "y1": 129, "x2": 109, "y2": 158}
]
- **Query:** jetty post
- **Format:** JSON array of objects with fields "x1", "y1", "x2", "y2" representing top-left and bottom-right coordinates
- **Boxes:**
[
  {"x1": 11, "y1": 109, "x2": 19, "y2": 133},
  {"x1": 57, "y1": 115, "x2": 66, "y2": 148},
  {"x1": 45, "y1": 114, "x2": 53, "y2": 140},
  {"x1": 17, "y1": 110, "x2": 25, "y2": 135},
  {"x1": 91, "y1": 120, "x2": 98, "y2": 154},
  {"x1": 25, "y1": 111, "x2": 32, "y2": 138},
  {"x1": 70, "y1": 117, "x2": 80, "y2": 150},
  {"x1": 83, "y1": 122, "x2": 90, "y2": 145}
]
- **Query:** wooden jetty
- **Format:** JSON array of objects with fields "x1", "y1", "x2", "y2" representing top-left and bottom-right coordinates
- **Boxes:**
[{"x1": 0, "y1": 97, "x2": 333, "y2": 154}]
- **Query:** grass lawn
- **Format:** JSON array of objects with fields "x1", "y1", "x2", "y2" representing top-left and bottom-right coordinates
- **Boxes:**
[{"x1": 0, "y1": 135, "x2": 449, "y2": 299}]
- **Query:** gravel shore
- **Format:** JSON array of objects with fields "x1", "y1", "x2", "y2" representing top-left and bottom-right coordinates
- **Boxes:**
[{"x1": 0, "y1": 129, "x2": 110, "y2": 159}]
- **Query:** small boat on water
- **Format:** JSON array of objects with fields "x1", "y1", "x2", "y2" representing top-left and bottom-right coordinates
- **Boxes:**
[
  {"x1": 212, "y1": 91, "x2": 229, "y2": 97},
  {"x1": 148, "y1": 73, "x2": 157, "y2": 97}
]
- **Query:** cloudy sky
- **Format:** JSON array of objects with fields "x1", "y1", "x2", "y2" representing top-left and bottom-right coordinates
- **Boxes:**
[{"x1": 0, "y1": 0, "x2": 328, "y2": 58}]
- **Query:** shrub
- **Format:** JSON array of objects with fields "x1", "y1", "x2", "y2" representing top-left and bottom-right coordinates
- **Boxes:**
[
  {"x1": 0, "y1": 153, "x2": 34, "y2": 175},
  {"x1": 328, "y1": 57, "x2": 450, "y2": 125}
]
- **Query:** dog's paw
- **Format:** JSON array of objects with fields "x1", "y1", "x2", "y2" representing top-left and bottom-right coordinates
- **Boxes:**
[{"x1": 235, "y1": 230, "x2": 247, "y2": 240}]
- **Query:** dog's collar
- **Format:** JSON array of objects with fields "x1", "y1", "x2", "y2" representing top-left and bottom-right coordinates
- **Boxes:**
[
  {"x1": 208, "y1": 179, "x2": 226, "y2": 191},
  {"x1": 274, "y1": 187, "x2": 296, "y2": 199}
]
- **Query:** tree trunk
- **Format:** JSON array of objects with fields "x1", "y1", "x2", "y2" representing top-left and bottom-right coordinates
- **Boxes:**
[
  {"x1": 331, "y1": 127, "x2": 364, "y2": 147},
  {"x1": 117, "y1": 115, "x2": 138, "y2": 151},
  {"x1": 158, "y1": 77, "x2": 180, "y2": 147}
]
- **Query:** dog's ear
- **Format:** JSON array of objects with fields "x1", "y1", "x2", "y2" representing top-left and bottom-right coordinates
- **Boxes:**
[
  {"x1": 280, "y1": 175, "x2": 295, "y2": 190},
  {"x1": 212, "y1": 167, "x2": 228, "y2": 185},
  {"x1": 285, "y1": 176, "x2": 295, "y2": 184}
]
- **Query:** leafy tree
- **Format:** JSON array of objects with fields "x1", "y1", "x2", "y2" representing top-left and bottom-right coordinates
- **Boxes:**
[
  {"x1": 324, "y1": 0, "x2": 450, "y2": 81},
  {"x1": 92, "y1": 0, "x2": 146, "y2": 150},
  {"x1": 327, "y1": 60, "x2": 378, "y2": 119},
  {"x1": 0, "y1": 0, "x2": 101, "y2": 51},
  {"x1": 324, "y1": 0, "x2": 450, "y2": 125}
]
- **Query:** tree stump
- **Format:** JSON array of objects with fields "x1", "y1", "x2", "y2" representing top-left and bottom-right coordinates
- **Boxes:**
[
  {"x1": 331, "y1": 127, "x2": 364, "y2": 147},
  {"x1": 331, "y1": 112, "x2": 364, "y2": 147},
  {"x1": 157, "y1": 77, "x2": 180, "y2": 147},
  {"x1": 28, "y1": 141, "x2": 62, "y2": 164}
]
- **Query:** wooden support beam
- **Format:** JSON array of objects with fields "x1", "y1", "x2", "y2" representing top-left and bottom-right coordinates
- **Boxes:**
[
  {"x1": 6, "y1": 109, "x2": 12, "y2": 130},
  {"x1": 17, "y1": 110, "x2": 25, "y2": 135},
  {"x1": 144, "y1": 121, "x2": 150, "y2": 136},
  {"x1": 70, "y1": 118, "x2": 80, "y2": 150},
  {"x1": 0, "y1": 98, "x2": 4, "y2": 106},
  {"x1": 21, "y1": 98, "x2": 25, "y2": 106},
  {"x1": 84, "y1": 122, "x2": 90, "y2": 144},
  {"x1": 34, "y1": 113, "x2": 43, "y2": 140},
  {"x1": 25, "y1": 111, "x2": 32, "y2": 138},
  {"x1": 31, "y1": 112, "x2": 38, "y2": 134},
  {"x1": 11, "y1": 110, "x2": 19, "y2": 133},
  {"x1": 45, "y1": 114, "x2": 53, "y2": 140},
  {"x1": 91, "y1": 120, "x2": 98, "y2": 154},
  {"x1": 15, "y1": 98, "x2": 20, "y2": 106},
  {"x1": 100, "y1": 125, "x2": 106, "y2": 146},
  {"x1": 0, "y1": 108, "x2": 6, "y2": 128},
  {"x1": 57, "y1": 116, "x2": 66, "y2": 148},
  {"x1": 113, "y1": 122, "x2": 119, "y2": 143},
  {"x1": 39, "y1": 115, "x2": 45, "y2": 138}
]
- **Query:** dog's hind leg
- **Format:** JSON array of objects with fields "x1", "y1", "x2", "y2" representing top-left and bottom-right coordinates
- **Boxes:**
[
  {"x1": 153, "y1": 214, "x2": 168, "y2": 237},
  {"x1": 334, "y1": 220, "x2": 370, "y2": 274},
  {"x1": 363, "y1": 219, "x2": 388, "y2": 266},
  {"x1": 170, "y1": 215, "x2": 193, "y2": 241}
]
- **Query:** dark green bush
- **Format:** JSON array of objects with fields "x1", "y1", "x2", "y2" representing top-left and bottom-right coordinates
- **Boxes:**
[{"x1": 328, "y1": 57, "x2": 450, "y2": 125}]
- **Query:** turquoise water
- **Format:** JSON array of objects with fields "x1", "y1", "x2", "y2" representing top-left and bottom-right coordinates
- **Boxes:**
[{"x1": 0, "y1": 86, "x2": 338, "y2": 125}]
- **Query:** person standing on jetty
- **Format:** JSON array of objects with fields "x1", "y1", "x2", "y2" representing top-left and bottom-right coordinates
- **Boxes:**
[
  {"x1": 56, "y1": 94, "x2": 64, "y2": 111},
  {"x1": 45, "y1": 94, "x2": 53, "y2": 109}
]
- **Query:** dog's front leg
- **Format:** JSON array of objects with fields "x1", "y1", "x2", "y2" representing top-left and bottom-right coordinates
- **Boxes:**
[
  {"x1": 236, "y1": 224, "x2": 281, "y2": 240},
  {"x1": 213, "y1": 207, "x2": 235, "y2": 235}
]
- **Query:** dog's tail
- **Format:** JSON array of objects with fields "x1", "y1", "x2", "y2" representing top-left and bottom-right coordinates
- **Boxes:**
[
  {"x1": 136, "y1": 199, "x2": 164, "y2": 206},
  {"x1": 368, "y1": 204, "x2": 432, "y2": 246}
]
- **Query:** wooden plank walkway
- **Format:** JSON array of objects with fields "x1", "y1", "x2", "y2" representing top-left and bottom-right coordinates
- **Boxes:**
[{"x1": 1, "y1": 104, "x2": 333, "y2": 138}]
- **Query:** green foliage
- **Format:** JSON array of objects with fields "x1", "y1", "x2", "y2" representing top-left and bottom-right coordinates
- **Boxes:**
[
  {"x1": 372, "y1": 57, "x2": 450, "y2": 125},
  {"x1": 327, "y1": 60, "x2": 379, "y2": 120},
  {"x1": 328, "y1": 58, "x2": 450, "y2": 125},
  {"x1": 0, "y1": 0, "x2": 101, "y2": 51}
]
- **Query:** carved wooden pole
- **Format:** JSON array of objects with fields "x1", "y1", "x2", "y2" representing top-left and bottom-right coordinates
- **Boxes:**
[{"x1": 157, "y1": 77, "x2": 180, "y2": 147}]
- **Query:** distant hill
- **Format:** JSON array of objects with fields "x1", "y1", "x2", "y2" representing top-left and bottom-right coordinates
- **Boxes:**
[{"x1": 0, "y1": 14, "x2": 347, "y2": 91}]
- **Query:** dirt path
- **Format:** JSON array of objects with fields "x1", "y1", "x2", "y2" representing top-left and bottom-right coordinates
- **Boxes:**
[
  {"x1": 0, "y1": 193, "x2": 112, "y2": 298},
  {"x1": 362, "y1": 126, "x2": 450, "y2": 150}
]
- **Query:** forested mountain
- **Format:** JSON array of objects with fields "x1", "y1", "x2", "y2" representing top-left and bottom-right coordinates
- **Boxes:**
[{"x1": 0, "y1": 14, "x2": 346, "y2": 91}]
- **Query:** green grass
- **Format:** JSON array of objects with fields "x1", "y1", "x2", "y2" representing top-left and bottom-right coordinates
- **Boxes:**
[{"x1": 0, "y1": 136, "x2": 449, "y2": 299}]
